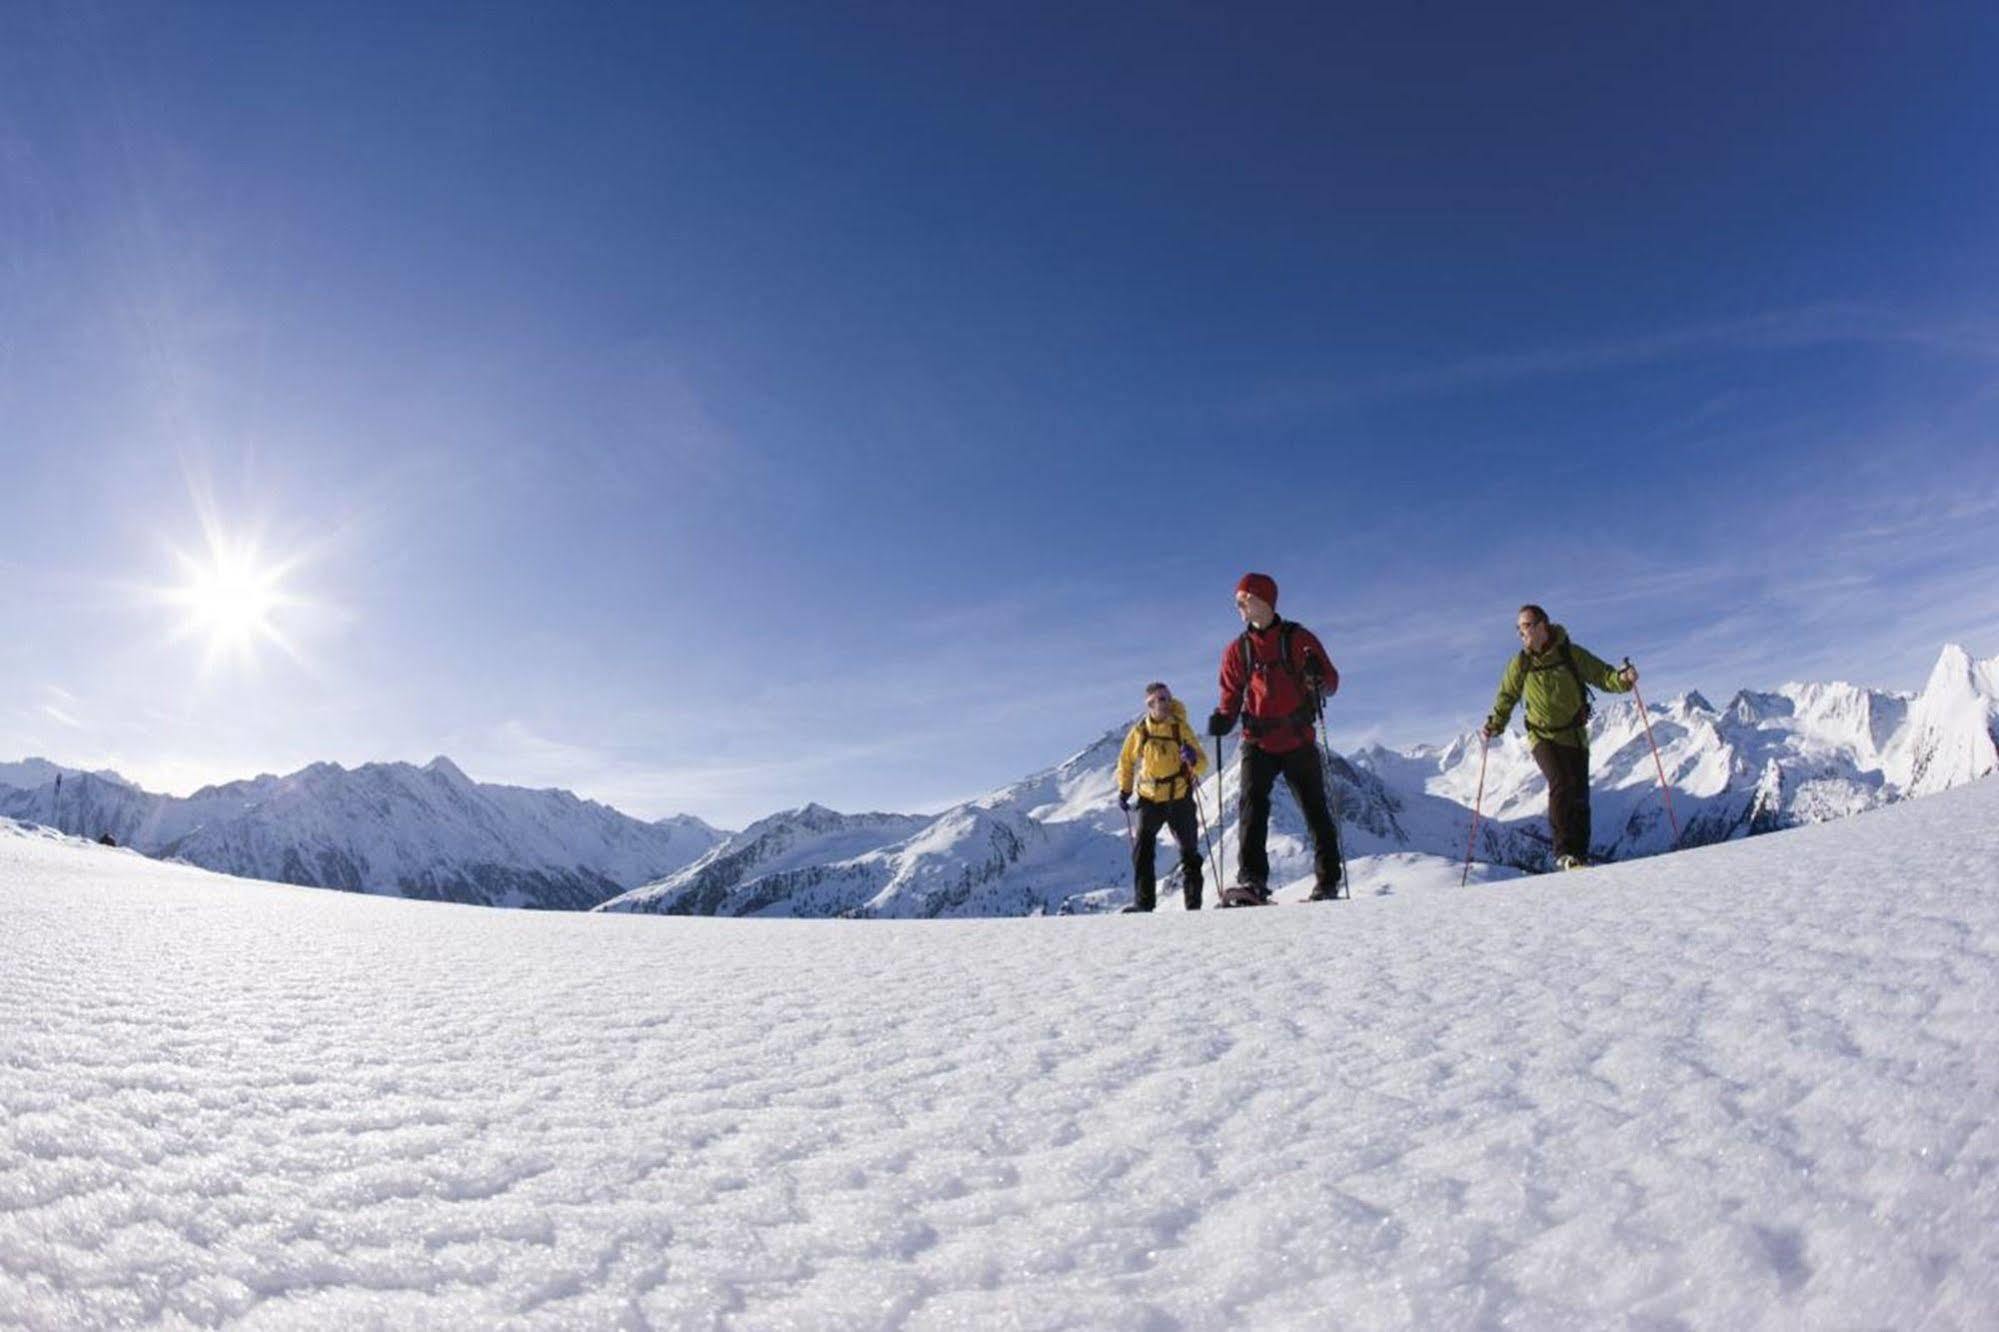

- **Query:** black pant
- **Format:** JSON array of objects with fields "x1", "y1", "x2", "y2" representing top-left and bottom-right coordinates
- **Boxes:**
[
  {"x1": 1532, "y1": 740, "x2": 1592, "y2": 861},
  {"x1": 1133, "y1": 796, "x2": 1204, "y2": 910},
  {"x1": 1237, "y1": 743, "x2": 1342, "y2": 893}
]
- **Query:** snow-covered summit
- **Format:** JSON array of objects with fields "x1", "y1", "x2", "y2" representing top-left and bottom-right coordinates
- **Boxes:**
[
  {"x1": 422, "y1": 754, "x2": 473, "y2": 785},
  {"x1": 0, "y1": 757, "x2": 133, "y2": 791},
  {"x1": 1896, "y1": 642, "x2": 1999, "y2": 796}
]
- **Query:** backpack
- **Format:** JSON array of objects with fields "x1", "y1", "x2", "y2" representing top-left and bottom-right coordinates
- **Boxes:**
[
  {"x1": 1519, "y1": 640, "x2": 1593, "y2": 739},
  {"x1": 1130, "y1": 714, "x2": 1195, "y2": 800},
  {"x1": 1236, "y1": 619, "x2": 1322, "y2": 736}
]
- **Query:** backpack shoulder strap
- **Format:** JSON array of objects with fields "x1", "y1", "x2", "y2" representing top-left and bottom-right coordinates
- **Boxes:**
[
  {"x1": 1524, "y1": 642, "x2": 1595, "y2": 738},
  {"x1": 1560, "y1": 641, "x2": 1591, "y2": 698},
  {"x1": 1241, "y1": 620, "x2": 1305, "y2": 679}
]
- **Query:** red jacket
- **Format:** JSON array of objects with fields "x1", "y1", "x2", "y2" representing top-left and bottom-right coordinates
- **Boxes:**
[{"x1": 1217, "y1": 618, "x2": 1338, "y2": 754}]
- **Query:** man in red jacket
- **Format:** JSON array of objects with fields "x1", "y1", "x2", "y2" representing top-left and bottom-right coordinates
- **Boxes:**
[{"x1": 1207, "y1": 572, "x2": 1344, "y2": 903}]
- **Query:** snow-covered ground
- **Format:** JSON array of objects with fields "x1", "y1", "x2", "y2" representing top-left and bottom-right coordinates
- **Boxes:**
[{"x1": 3, "y1": 779, "x2": 1996, "y2": 1329}]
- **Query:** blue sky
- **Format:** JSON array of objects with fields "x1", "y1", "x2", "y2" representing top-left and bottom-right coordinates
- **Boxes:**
[{"x1": 4, "y1": 2, "x2": 1997, "y2": 827}]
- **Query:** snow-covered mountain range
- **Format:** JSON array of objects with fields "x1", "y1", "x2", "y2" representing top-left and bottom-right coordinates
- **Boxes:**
[
  {"x1": 600, "y1": 643, "x2": 1999, "y2": 918},
  {"x1": 0, "y1": 757, "x2": 727, "y2": 910},
  {"x1": 597, "y1": 739, "x2": 1140, "y2": 919},
  {"x1": 10, "y1": 643, "x2": 1992, "y2": 917}
]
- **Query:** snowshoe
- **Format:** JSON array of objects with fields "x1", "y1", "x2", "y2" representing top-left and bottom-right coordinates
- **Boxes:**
[{"x1": 1220, "y1": 884, "x2": 1273, "y2": 909}]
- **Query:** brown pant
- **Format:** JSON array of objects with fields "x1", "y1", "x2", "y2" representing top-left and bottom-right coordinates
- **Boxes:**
[{"x1": 1532, "y1": 740, "x2": 1592, "y2": 862}]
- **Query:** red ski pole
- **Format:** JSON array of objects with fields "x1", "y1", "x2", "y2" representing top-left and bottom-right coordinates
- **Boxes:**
[
  {"x1": 1461, "y1": 729, "x2": 1490, "y2": 887},
  {"x1": 1625, "y1": 658, "x2": 1681, "y2": 846}
]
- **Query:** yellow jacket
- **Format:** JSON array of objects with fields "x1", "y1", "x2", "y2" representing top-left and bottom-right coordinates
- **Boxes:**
[{"x1": 1116, "y1": 699, "x2": 1209, "y2": 803}]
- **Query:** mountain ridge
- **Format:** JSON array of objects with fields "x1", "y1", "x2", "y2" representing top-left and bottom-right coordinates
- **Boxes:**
[{"x1": 0, "y1": 756, "x2": 730, "y2": 910}]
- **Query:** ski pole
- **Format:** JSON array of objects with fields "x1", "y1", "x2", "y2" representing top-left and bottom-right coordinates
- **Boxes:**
[
  {"x1": 1460, "y1": 730, "x2": 1490, "y2": 887},
  {"x1": 1216, "y1": 730, "x2": 1227, "y2": 897},
  {"x1": 1119, "y1": 799, "x2": 1140, "y2": 909},
  {"x1": 1315, "y1": 697, "x2": 1352, "y2": 899},
  {"x1": 1184, "y1": 762, "x2": 1217, "y2": 909},
  {"x1": 1624, "y1": 657, "x2": 1681, "y2": 847}
]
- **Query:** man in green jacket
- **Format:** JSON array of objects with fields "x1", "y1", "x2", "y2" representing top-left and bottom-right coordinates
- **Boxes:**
[{"x1": 1483, "y1": 604, "x2": 1638, "y2": 870}]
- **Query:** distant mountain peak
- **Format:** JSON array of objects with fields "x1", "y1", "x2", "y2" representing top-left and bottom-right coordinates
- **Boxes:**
[
  {"x1": 1923, "y1": 642, "x2": 1977, "y2": 698},
  {"x1": 0, "y1": 758, "x2": 136, "y2": 790},
  {"x1": 655, "y1": 812, "x2": 727, "y2": 837},
  {"x1": 423, "y1": 755, "x2": 471, "y2": 784}
]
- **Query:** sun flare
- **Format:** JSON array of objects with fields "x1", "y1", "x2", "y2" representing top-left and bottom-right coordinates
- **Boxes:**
[{"x1": 162, "y1": 536, "x2": 300, "y2": 670}]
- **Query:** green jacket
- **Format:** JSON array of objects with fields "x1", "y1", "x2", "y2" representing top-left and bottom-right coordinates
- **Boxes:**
[{"x1": 1487, "y1": 625, "x2": 1632, "y2": 749}]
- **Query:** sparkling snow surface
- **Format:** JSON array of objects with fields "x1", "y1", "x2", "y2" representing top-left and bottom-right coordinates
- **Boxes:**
[{"x1": 4, "y1": 782, "x2": 1997, "y2": 1330}]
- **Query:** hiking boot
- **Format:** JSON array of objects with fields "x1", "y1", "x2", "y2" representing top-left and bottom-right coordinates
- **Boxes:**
[
  {"x1": 1306, "y1": 882, "x2": 1342, "y2": 901},
  {"x1": 1555, "y1": 854, "x2": 1589, "y2": 872},
  {"x1": 1120, "y1": 903, "x2": 1153, "y2": 913}
]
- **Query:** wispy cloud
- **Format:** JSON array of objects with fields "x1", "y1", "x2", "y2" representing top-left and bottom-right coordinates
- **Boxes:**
[
  {"x1": 460, "y1": 718, "x2": 948, "y2": 825},
  {"x1": 1247, "y1": 304, "x2": 1999, "y2": 413},
  {"x1": 1565, "y1": 477, "x2": 1999, "y2": 699}
]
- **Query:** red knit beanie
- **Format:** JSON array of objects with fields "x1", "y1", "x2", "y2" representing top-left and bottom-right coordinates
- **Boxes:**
[{"x1": 1235, "y1": 572, "x2": 1278, "y2": 606}]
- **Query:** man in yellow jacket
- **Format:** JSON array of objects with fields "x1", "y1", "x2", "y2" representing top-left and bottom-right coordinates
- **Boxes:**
[{"x1": 1116, "y1": 682, "x2": 1209, "y2": 911}]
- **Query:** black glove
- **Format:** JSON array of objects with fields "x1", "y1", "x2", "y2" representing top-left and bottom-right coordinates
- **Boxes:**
[
  {"x1": 1207, "y1": 711, "x2": 1235, "y2": 737},
  {"x1": 1178, "y1": 744, "x2": 1199, "y2": 769},
  {"x1": 1481, "y1": 721, "x2": 1502, "y2": 741},
  {"x1": 1117, "y1": 791, "x2": 1131, "y2": 811}
]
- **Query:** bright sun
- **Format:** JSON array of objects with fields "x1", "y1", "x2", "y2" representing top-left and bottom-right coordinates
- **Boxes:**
[{"x1": 163, "y1": 536, "x2": 299, "y2": 670}]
